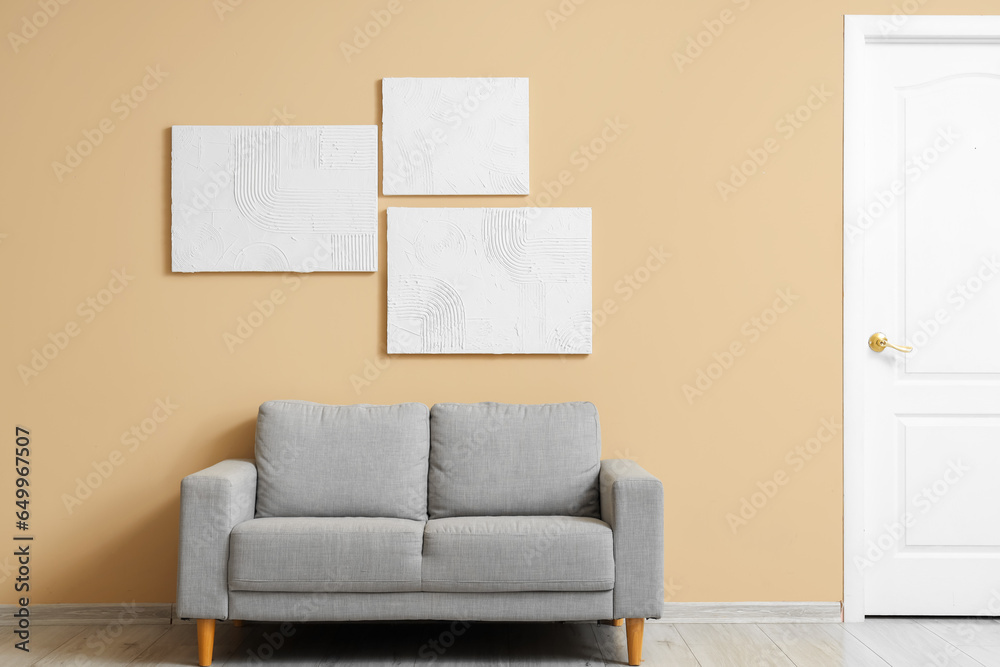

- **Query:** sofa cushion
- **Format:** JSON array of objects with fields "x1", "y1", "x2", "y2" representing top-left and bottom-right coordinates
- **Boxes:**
[
  {"x1": 428, "y1": 402, "x2": 601, "y2": 519},
  {"x1": 255, "y1": 401, "x2": 429, "y2": 520},
  {"x1": 229, "y1": 517, "x2": 424, "y2": 593},
  {"x1": 421, "y1": 516, "x2": 614, "y2": 593}
]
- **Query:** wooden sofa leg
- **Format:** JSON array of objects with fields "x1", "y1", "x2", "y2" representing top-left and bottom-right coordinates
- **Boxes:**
[
  {"x1": 625, "y1": 618, "x2": 644, "y2": 666},
  {"x1": 600, "y1": 618, "x2": 624, "y2": 626},
  {"x1": 197, "y1": 619, "x2": 215, "y2": 666},
  {"x1": 232, "y1": 619, "x2": 244, "y2": 627}
]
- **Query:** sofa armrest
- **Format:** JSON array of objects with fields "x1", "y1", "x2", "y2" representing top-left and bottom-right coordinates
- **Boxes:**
[
  {"x1": 176, "y1": 459, "x2": 256, "y2": 620},
  {"x1": 600, "y1": 459, "x2": 664, "y2": 619}
]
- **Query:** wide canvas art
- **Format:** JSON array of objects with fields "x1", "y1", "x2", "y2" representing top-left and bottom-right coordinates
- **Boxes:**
[
  {"x1": 388, "y1": 207, "x2": 592, "y2": 354},
  {"x1": 171, "y1": 125, "x2": 378, "y2": 272},
  {"x1": 381, "y1": 78, "x2": 530, "y2": 195}
]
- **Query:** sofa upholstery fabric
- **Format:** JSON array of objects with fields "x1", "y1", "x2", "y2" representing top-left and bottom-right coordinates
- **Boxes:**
[
  {"x1": 176, "y1": 459, "x2": 257, "y2": 620},
  {"x1": 228, "y1": 590, "x2": 614, "y2": 623},
  {"x1": 177, "y1": 401, "x2": 666, "y2": 627},
  {"x1": 601, "y1": 459, "x2": 665, "y2": 619},
  {"x1": 427, "y1": 402, "x2": 601, "y2": 519},
  {"x1": 255, "y1": 401, "x2": 430, "y2": 520},
  {"x1": 421, "y1": 515, "x2": 614, "y2": 593},
  {"x1": 229, "y1": 517, "x2": 424, "y2": 593}
]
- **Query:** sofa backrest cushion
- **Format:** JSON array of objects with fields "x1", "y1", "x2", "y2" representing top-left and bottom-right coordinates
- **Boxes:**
[
  {"x1": 255, "y1": 401, "x2": 430, "y2": 520},
  {"x1": 428, "y1": 402, "x2": 601, "y2": 519}
]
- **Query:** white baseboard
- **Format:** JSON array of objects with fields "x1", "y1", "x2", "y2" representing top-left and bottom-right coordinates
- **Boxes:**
[
  {"x1": 655, "y1": 601, "x2": 843, "y2": 623},
  {"x1": 0, "y1": 601, "x2": 844, "y2": 626}
]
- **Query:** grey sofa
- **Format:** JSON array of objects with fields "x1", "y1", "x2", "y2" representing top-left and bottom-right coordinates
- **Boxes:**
[{"x1": 177, "y1": 401, "x2": 663, "y2": 666}]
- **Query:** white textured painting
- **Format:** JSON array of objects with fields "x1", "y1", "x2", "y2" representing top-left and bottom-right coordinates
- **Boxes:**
[
  {"x1": 381, "y1": 78, "x2": 529, "y2": 195},
  {"x1": 171, "y1": 125, "x2": 377, "y2": 272},
  {"x1": 388, "y1": 208, "x2": 591, "y2": 354}
]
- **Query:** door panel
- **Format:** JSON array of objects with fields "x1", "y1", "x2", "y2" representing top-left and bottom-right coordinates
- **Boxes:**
[
  {"x1": 858, "y1": 30, "x2": 1000, "y2": 615},
  {"x1": 903, "y1": 417, "x2": 1000, "y2": 547},
  {"x1": 903, "y1": 76, "x2": 1000, "y2": 374}
]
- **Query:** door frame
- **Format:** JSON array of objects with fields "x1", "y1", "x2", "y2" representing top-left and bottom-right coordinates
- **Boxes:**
[{"x1": 843, "y1": 14, "x2": 1000, "y2": 622}]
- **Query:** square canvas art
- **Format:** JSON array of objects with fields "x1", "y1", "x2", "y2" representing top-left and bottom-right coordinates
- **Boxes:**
[
  {"x1": 171, "y1": 125, "x2": 378, "y2": 272},
  {"x1": 381, "y1": 78, "x2": 529, "y2": 195},
  {"x1": 388, "y1": 207, "x2": 592, "y2": 354}
]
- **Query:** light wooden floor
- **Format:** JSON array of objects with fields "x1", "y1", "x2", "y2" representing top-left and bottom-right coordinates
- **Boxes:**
[{"x1": 6, "y1": 618, "x2": 1000, "y2": 666}]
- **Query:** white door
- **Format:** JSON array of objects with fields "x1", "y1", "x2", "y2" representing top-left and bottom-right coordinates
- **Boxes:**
[{"x1": 845, "y1": 16, "x2": 1000, "y2": 617}]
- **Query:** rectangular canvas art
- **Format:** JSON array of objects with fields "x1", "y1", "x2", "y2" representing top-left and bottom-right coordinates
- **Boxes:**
[
  {"x1": 171, "y1": 125, "x2": 377, "y2": 272},
  {"x1": 388, "y1": 207, "x2": 592, "y2": 354},
  {"x1": 381, "y1": 78, "x2": 529, "y2": 195}
]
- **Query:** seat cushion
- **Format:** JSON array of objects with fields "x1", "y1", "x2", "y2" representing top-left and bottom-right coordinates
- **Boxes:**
[
  {"x1": 421, "y1": 516, "x2": 614, "y2": 593},
  {"x1": 229, "y1": 517, "x2": 424, "y2": 593},
  {"x1": 254, "y1": 401, "x2": 429, "y2": 520},
  {"x1": 428, "y1": 402, "x2": 601, "y2": 519}
]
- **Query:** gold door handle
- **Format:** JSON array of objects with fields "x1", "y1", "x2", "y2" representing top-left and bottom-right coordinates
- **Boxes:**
[{"x1": 868, "y1": 332, "x2": 912, "y2": 353}]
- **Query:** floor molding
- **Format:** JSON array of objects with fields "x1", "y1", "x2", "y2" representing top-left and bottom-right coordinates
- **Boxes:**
[
  {"x1": 0, "y1": 603, "x2": 174, "y2": 626},
  {"x1": 0, "y1": 601, "x2": 844, "y2": 626},
  {"x1": 656, "y1": 601, "x2": 843, "y2": 623}
]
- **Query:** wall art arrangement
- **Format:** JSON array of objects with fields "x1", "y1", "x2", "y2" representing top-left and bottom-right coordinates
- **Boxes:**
[
  {"x1": 387, "y1": 207, "x2": 592, "y2": 354},
  {"x1": 169, "y1": 78, "x2": 595, "y2": 354},
  {"x1": 381, "y1": 77, "x2": 530, "y2": 195},
  {"x1": 171, "y1": 125, "x2": 378, "y2": 272}
]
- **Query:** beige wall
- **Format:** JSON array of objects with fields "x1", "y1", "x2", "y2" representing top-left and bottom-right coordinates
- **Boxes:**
[{"x1": 2, "y1": 0, "x2": 995, "y2": 605}]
